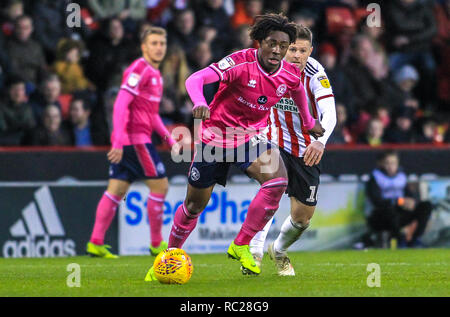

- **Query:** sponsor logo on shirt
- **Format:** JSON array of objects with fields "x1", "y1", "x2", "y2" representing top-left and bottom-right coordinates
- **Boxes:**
[
  {"x1": 248, "y1": 79, "x2": 257, "y2": 88},
  {"x1": 257, "y1": 96, "x2": 268, "y2": 105},
  {"x1": 274, "y1": 98, "x2": 299, "y2": 113},
  {"x1": 237, "y1": 96, "x2": 269, "y2": 111}
]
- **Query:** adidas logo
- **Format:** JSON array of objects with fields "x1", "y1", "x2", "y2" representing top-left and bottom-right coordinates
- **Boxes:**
[{"x1": 2, "y1": 186, "x2": 76, "y2": 258}]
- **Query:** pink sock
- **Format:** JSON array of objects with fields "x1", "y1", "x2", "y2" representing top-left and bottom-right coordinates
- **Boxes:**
[
  {"x1": 147, "y1": 192, "x2": 165, "y2": 247},
  {"x1": 234, "y1": 178, "x2": 288, "y2": 246},
  {"x1": 168, "y1": 202, "x2": 200, "y2": 248},
  {"x1": 90, "y1": 192, "x2": 122, "y2": 245}
]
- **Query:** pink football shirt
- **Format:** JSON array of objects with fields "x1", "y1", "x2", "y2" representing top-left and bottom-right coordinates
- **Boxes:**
[
  {"x1": 204, "y1": 48, "x2": 310, "y2": 148},
  {"x1": 112, "y1": 57, "x2": 164, "y2": 146}
]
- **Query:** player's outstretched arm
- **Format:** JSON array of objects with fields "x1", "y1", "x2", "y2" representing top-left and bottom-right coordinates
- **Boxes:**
[
  {"x1": 290, "y1": 85, "x2": 325, "y2": 138},
  {"x1": 185, "y1": 67, "x2": 220, "y2": 121}
]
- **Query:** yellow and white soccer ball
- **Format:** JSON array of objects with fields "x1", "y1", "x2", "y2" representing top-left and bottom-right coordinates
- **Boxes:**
[{"x1": 153, "y1": 248, "x2": 193, "y2": 284}]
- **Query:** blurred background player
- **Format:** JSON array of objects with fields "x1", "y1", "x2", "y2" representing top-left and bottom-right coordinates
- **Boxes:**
[
  {"x1": 363, "y1": 150, "x2": 432, "y2": 248},
  {"x1": 249, "y1": 25, "x2": 337, "y2": 276},
  {"x1": 86, "y1": 27, "x2": 177, "y2": 258},
  {"x1": 146, "y1": 13, "x2": 324, "y2": 280}
]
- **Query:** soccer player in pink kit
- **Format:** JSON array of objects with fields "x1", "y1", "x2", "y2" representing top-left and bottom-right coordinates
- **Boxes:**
[
  {"x1": 145, "y1": 14, "x2": 324, "y2": 280},
  {"x1": 86, "y1": 27, "x2": 176, "y2": 258}
]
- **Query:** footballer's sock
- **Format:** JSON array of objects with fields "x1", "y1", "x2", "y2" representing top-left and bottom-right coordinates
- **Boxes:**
[
  {"x1": 250, "y1": 218, "x2": 274, "y2": 257},
  {"x1": 273, "y1": 216, "x2": 309, "y2": 254},
  {"x1": 234, "y1": 178, "x2": 288, "y2": 246},
  {"x1": 90, "y1": 192, "x2": 122, "y2": 245},
  {"x1": 147, "y1": 192, "x2": 166, "y2": 248},
  {"x1": 168, "y1": 202, "x2": 200, "y2": 248}
]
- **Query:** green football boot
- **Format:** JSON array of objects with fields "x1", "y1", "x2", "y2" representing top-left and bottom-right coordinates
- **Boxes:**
[
  {"x1": 149, "y1": 241, "x2": 168, "y2": 256},
  {"x1": 144, "y1": 266, "x2": 158, "y2": 282},
  {"x1": 86, "y1": 242, "x2": 119, "y2": 259},
  {"x1": 227, "y1": 241, "x2": 261, "y2": 275}
]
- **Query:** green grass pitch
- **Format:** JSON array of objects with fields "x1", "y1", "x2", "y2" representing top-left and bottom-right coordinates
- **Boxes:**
[{"x1": 0, "y1": 249, "x2": 448, "y2": 297}]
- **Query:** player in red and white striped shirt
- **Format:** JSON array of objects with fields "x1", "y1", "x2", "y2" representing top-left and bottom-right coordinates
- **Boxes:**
[{"x1": 250, "y1": 26, "x2": 337, "y2": 276}]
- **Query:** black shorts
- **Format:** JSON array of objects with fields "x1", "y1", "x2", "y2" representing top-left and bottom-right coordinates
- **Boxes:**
[
  {"x1": 188, "y1": 138, "x2": 272, "y2": 188},
  {"x1": 279, "y1": 148, "x2": 321, "y2": 206}
]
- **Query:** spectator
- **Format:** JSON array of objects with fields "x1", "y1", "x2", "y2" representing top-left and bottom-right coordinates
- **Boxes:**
[
  {"x1": 358, "y1": 118, "x2": 384, "y2": 146},
  {"x1": 86, "y1": 18, "x2": 135, "y2": 92},
  {"x1": 1, "y1": 0, "x2": 24, "y2": 37},
  {"x1": 391, "y1": 64, "x2": 420, "y2": 112},
  {"x1": 187, "y1": 41, "x2": 218, "y2": 104},
  {"x1": 433, "y1": 0, "x2": 450, "y2": 106},
  {"x1": 102, "y1": 86, "x2": 119, "y2": 135},
  {"x1": 291, "y1": 10, "x2": 319, "y2": 48},
  {"x1": 63, "y1": 98, "x2": 109, "y2": 146},
  {"x1": 230, "y1": 24, "x2": 254, "y2": 51},
  {"x1": 384, "y1": 107, "x2": 415, "y2": 144},
  {"x1": 328, "y1": 103, "x2": 353, "y2": 144},
  {"x1": 31, "y1": 0, "x2": 72, "y2": 60},
  {"x1": 52, "y1": 38, "x2": 94, "y2": 94},
  {"x1": 343, "y1": 35, "x2": 380, "y2": 114},
  {"x1": 231, "y1": 0, "x2": 263, "y2": 29},
  {"x1": 161, "y1": 45, "x2": 190, "y2": 105},
  {"x1": 384, "y1": 0, "x2": 437, "y2": 107},
  {"x1": 187, "y1": 41, "x2": 213, "y2": 71},
  {"x1": 414, "y1": 118, "x2": 437, "y2": 144},
  {"x1": 6, "y1": 15, "x2": 47, "y2": 87},
  {"x1": 0, "y1": 43, "x2": 12, "y2": 92},
  {"x1": 0, "y1": 76, "x2": 35, "y2": 145},
  {"x1": 365, "y1": 150, "x2": 432, "y2": 247},
  {"x1": 167, "y1": 9, "x2": 198, "y2": 55},
  {"x1": 28, "y1": 104, "x2": 71, "y2": 146},
  {"x1": 317, "y1": 42, "x2": 355, "y2": 118},
  {"x1": 29, "y1": 74, "x2": 62, "y2": 123},
  {"x1": 196, "y1": 0, "x2": 233, "y2": 55}
]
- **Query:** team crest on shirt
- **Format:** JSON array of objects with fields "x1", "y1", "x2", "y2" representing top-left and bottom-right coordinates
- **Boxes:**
[
  {"x1": 127, "y1": 73, "x2": 140, "y2": 87},
  {"x1": 218, "y1": 56, "x2": 235, "y2": 70},
  {"x1": 190, "y1": 167, "x2": 200, "y2": 181},
  {"x1": 156, "y1": 162, "x2": 165, "y2": 174},
  {"x1": 276, "y1": 84, "x2": 287, "y2": 97},
  {"x1": 317, "y1": 75, "x2": 331, "y2": 88}
]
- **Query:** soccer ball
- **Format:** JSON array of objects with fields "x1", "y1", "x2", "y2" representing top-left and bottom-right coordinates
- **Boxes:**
[{"x1": 153, "y1": 248, "x2": 193, "y2": 284}]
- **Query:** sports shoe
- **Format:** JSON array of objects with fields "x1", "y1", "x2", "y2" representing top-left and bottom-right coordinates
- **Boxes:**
[
  {"x1": 267, "y1": 242, "x2": 295, "y2": 276},
  {"x1": 149, "y1": 241, "x2": 168, "y2": 256},
  {"x1": 144, "y1": 266, "x2": 158, "y2": 282},
  {"x1": 86, "y1": 242, "x2": 119, "y2": 259},
  {"x1": 227, "y1": 241, "x2": 261, "y2": 275},
  {"x1": 240, "y1": 253, "x2": 262, "y2": 272}
]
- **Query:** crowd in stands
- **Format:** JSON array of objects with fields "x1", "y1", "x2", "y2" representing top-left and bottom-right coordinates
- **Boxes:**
[{"x1": 0, "y1": 0, "x2": 448, "y2": 148}]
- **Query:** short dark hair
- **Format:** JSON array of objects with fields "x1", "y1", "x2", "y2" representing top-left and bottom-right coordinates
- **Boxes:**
[
  {"x1": 296, "y1": 25, "x2": 313, "y2": 43},
  {"x1": 249, "y1": 13, "x2": 298, "y2": 43},
  {"x1": 377, "y1": 150, "x2": 399, "y2": 163},
  {"x1": 70, "y1": 98, "x2": 91, "y2": 112}
]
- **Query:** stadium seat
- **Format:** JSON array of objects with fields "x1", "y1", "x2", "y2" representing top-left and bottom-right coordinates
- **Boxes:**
[{"x1": 325, "y1": 7, "x2": 356, "y2": 35}]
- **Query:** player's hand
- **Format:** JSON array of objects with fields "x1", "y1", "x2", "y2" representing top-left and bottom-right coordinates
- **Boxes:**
[
  {"x1": 402, "y1": 198, "x2": 416, "y2": 211},
  {"x1": 304, "y1": 141, "x2": 325, "y2": 166},
  {"x1": 193, "y1": 105, "x2": 210, "y2": 121},
  {"x1": 308, "y1": 119, "x2": 325, "y2": 139},
  {"x1": 107, "y1": 148, "x2": 123, "y2": 164},
  {"x1": 171, "y1": 142, "x2": 182, "y2": 156}
]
